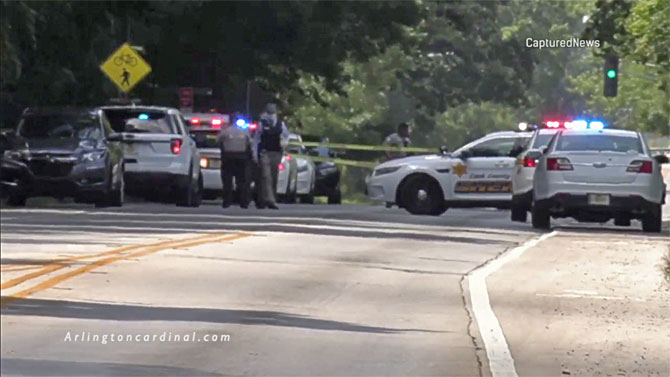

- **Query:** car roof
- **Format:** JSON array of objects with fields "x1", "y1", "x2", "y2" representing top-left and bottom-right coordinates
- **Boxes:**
[
  {"x1": 185, "y1": 113, "x2": 229, "y2": 119},
  {"x1": 99, "y1": 105, "x2": 178, "y2": 113},
  {"x1": 537, "y1": 128, "x2": 560, "y2": 134},
  {"x1": 559, "y1": 129, "x2": 638, "y2": 137},
  {"x1": 23, "y1": 107, "x2": 100, "y2": 115},
  {"x1": 486, "y1": 131, "x2": 532, "y2": 138}
]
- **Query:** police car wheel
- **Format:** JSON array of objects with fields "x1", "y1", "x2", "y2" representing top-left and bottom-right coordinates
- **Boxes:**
[
  {"x1": 402, "y1": 175, "x2": 445, "y2": 216},
  {"x1": 641, "y1": 204, "x2": 661, "y2": 233}
]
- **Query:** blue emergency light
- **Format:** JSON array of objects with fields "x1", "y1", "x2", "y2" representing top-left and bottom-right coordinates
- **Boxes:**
[
  {"x1": 235, "y1": 118, "x2": 248, "y2": 128},
  {"x1": 589, "y1": 121, "x2": 604, "y2": 130}
]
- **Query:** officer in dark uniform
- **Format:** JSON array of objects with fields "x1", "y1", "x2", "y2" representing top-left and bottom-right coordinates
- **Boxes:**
[
  {"x1": 254, "y1": 103, "x2": 289, "y2": 209},
  {"x1": 218, "y1": 113, "x2": 256, "y2": 209}
]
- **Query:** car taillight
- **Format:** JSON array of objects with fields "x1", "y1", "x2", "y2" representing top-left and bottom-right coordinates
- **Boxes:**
[
  {"x1": 523, "y1": 157, "x2": 537, "y2": 168},
  {"x1": 278, "y1": 163, "x2": 285, "y2": 171},
  {"x1": 286, "y1": 154, "x2": 292, "y2": 161},
  {"x1": 200, "y1": 157, "x2": 209, "y2": 169},
  {"x1": 627, "y1": 160, "x2": 652, "y2": 174},
  {"x1": 249, "y1": 122, "x2": 258, "y2": 131},
  {"x1": 211, "y1": 118, "x2": 222, "y2": 128},
  {"x1": 171, "y1": 139, "x2": 182, "y2": 154},
  {"x1": 547, "y1": 157, "x2": 573, "y2": 171},
  {"x1": 190, "y1": 118, "x2": 200, "y2": 125}
]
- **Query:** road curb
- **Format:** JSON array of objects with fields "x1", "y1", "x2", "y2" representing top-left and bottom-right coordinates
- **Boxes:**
[{"x1": 464, "y1": 231, "x2": 558, "y2": 377}]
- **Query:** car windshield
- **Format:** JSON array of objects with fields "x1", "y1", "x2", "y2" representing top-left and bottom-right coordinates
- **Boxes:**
[
  {"x1": 17, "y1": 113, "x2": 102, "y2": 140},
  {"x1": 532, "y1": 133, "x2": 555, "y2": 149},
  {"x1": 556, "y1": 133, "x2": 643, "y2": 153},
  {"x1": 190, "y1": 130, "x2": 220, "y2": 149},
  {"x1": 104, "y1": 110, "x2": 176, "y2": 134}
]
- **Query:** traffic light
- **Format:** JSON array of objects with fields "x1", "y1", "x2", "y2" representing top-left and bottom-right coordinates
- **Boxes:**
[{"x1": 604, "y1": 55, "x2": 618, "y2": 97}]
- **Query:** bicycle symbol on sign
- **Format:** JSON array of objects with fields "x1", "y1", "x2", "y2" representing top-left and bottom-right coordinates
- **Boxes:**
[{"x1": 113, "y1": 54, "x2": 137, "y2": 67}]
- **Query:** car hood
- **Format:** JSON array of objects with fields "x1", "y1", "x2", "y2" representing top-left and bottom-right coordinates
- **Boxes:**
[
  {"x1": 15, "y1": 138, "x2": 98, "y2": 154},
  {"x1": 375, "y1": 154, "x2": 447, "y2": 169}
]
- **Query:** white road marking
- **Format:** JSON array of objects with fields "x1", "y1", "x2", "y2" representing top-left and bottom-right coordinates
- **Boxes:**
[
  {"x1": 536, "y1": 293, "x2": 647, "y2": 302},
  {"x1": 563, "y1": 289, "x2": 598, "y2": 295},
  {"x1": 468, "y1": 231, "x2": 557, "y2": 377}
]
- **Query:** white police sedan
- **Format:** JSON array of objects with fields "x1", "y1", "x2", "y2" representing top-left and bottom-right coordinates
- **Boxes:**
[
  {"x1": 367, "y1": 131, "x2": 531, "y2": 215},
  {"x1": 532, "y1": 128, "x2": 668, "y2": 232}
]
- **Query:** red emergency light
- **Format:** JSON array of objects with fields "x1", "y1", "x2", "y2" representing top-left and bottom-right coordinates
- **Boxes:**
[
  {"x1": 249, "y1": 122, "x2": 258, "y2": 131},
  {"x1": 190, "y1": 118, "x2": 200, "y2": 125}
]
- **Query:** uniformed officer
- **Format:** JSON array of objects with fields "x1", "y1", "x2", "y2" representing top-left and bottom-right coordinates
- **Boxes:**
[
  {"x1": 254, "y1": 103, "x2": 289, "y2": 210},
  {"x1": 218, "y1": 113, "x2": 256, "y2": 209},
  {"x1": 383, "y1": 122, "x2": 412, "y2": 160}
]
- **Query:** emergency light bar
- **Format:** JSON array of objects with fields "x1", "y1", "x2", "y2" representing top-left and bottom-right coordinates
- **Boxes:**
[{"x1": 544, "y1": 119, "x2": 606, "y2": 130}]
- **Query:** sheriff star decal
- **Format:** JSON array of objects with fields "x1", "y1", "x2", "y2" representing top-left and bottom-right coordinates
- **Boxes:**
[{"x1": 452, "y1": 163, "x2": 467, "y2": 177}]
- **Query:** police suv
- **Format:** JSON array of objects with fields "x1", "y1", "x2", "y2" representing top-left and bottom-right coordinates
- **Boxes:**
[
  {"x1": 367, "y1": 131, "x2": 531, "y2": 215},
  {"x1": 510, "y1": 123, "x2": 564, "y2": 222}
]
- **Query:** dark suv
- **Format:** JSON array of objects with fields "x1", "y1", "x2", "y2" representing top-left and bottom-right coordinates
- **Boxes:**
[{"x1": 0, "y1": 108, "x2": 125, "y2": 207}]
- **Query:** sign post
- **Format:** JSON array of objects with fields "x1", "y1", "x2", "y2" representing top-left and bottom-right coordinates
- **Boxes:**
[{"x1": 100, "y1": 43, "x2": 152, "y2": 93}]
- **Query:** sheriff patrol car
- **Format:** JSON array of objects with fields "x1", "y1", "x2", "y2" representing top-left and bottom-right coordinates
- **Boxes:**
[{"x1": 367, "y1": 131, "x2": 532, "y2": 215}]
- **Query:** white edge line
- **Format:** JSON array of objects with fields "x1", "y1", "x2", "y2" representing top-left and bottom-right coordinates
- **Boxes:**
[{"x1": 468, "y1": 231, "x2": 558, "y2": 377}]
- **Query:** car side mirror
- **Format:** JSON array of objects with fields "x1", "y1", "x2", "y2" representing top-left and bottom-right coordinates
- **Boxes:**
[
  {"x1": 540, "y1": 146, "x2": 549, "y2": 155},
  {"x1": 107, "y1": 133, "x2": 123, "y2": 142},
  {"x1": 459, "y1": 150, "x2": 471, "y2": 160},
  {"x1": 525, "y1": 149, "x2": 543, "y2": 160},
  {"x1": 439, "y1": 146, "x2": 449, "y2": 155},
  {"x1": 653, "y1": 154, "x2": 669, "y2": 164}
]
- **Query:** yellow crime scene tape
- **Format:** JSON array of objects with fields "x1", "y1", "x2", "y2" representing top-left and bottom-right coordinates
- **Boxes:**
[
  {"x1": 199, "y1": 135, "x2": 437, "y2": 169},
  {"x1": 290, "y1": 141, "x2": 436, "y2": 153},
  {"x1": 291, "y1": 154, "x2": 379, "y2": 169}
]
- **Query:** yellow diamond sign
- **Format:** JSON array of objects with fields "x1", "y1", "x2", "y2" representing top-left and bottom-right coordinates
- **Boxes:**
[{"x1": 100, "y1": 43, "x2": 151, "y2": 93}]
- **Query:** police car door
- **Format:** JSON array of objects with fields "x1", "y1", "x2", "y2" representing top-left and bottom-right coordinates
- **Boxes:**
[{"x1": 450, "y1": 136, "x2": 521, "y2": 201}]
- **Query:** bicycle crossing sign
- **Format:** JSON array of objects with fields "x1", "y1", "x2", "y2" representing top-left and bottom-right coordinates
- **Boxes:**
[{"x1": 100, "y1": 42, "x2": 151, "y2": 93}]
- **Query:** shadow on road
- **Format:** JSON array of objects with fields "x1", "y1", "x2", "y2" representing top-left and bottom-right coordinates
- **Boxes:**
[
  {"x1": 0, "y1": 358, "x2": 222, "y2": 376},
  {"x1": 1, "y1": 297, "x2": 447, "y2": 335}
]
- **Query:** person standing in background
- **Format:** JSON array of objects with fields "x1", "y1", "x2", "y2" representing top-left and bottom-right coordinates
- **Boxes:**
[
  {"x1": 254, "y1": 103, "x2": 289, "y2": 209},
  {"x1": 218, "y1": 112, "x2": 256, "y2": 209},
  {"x1": 383, "y1": 122, "x2": 412, "y2": 160}
]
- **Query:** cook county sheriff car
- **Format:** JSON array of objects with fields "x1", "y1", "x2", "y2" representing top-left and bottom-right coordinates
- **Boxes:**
[{"x1": 367, "y1": 131, "x2": 531, "y2": 215}]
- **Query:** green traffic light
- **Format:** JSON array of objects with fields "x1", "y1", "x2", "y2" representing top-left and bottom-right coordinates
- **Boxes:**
[{"x1": 607, "y1": 69, "x2": 617, "y2": 79}]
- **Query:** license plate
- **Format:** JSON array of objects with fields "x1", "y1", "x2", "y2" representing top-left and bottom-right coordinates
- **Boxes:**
[{"x1": 588, "y1": 194, "x2": 610, "y2": 206}]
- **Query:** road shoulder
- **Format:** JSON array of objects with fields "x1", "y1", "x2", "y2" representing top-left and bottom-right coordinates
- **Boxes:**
[{"x1": 485, "y1": 231, "x2": 670, "y2": 376}]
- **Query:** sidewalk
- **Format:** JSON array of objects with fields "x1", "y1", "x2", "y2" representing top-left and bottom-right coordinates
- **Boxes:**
[{"x1": 486, "y1": 231, "x2": 670, "y2": 376}]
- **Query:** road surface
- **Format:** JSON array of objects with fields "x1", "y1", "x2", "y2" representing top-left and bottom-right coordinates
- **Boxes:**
[{"x1": 1, "y1": 202, "x2": 669, "y2": 376}]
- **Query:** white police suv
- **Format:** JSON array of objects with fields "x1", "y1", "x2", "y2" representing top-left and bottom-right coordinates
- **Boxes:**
[
  {"x1": 531, "y1": 128, "x2": 668, "y2": 232},
  {"x1": 367, "y1": 131, "x2": 531, "y2": 215},
  {"x1": 510, "y1": 124, "x2": 565, "y2": 222}
]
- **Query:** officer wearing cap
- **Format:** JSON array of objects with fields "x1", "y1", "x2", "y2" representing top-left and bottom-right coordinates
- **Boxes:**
[
  {"x1": 254, "y1": 103, "x2": 289, "y2": 209},
  {"x1": 218, "y1": 113, "x2": 256, "y2": 209}
]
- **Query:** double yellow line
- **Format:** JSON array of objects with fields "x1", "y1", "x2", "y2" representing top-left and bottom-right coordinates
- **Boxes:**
[{"x1": 0, "y1": 232, "x2": 251, "y2": 306}]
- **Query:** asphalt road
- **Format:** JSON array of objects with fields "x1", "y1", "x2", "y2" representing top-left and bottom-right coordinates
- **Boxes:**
[{"x1": 1, "y1": 201, "x2": 668, "y2": 376}]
